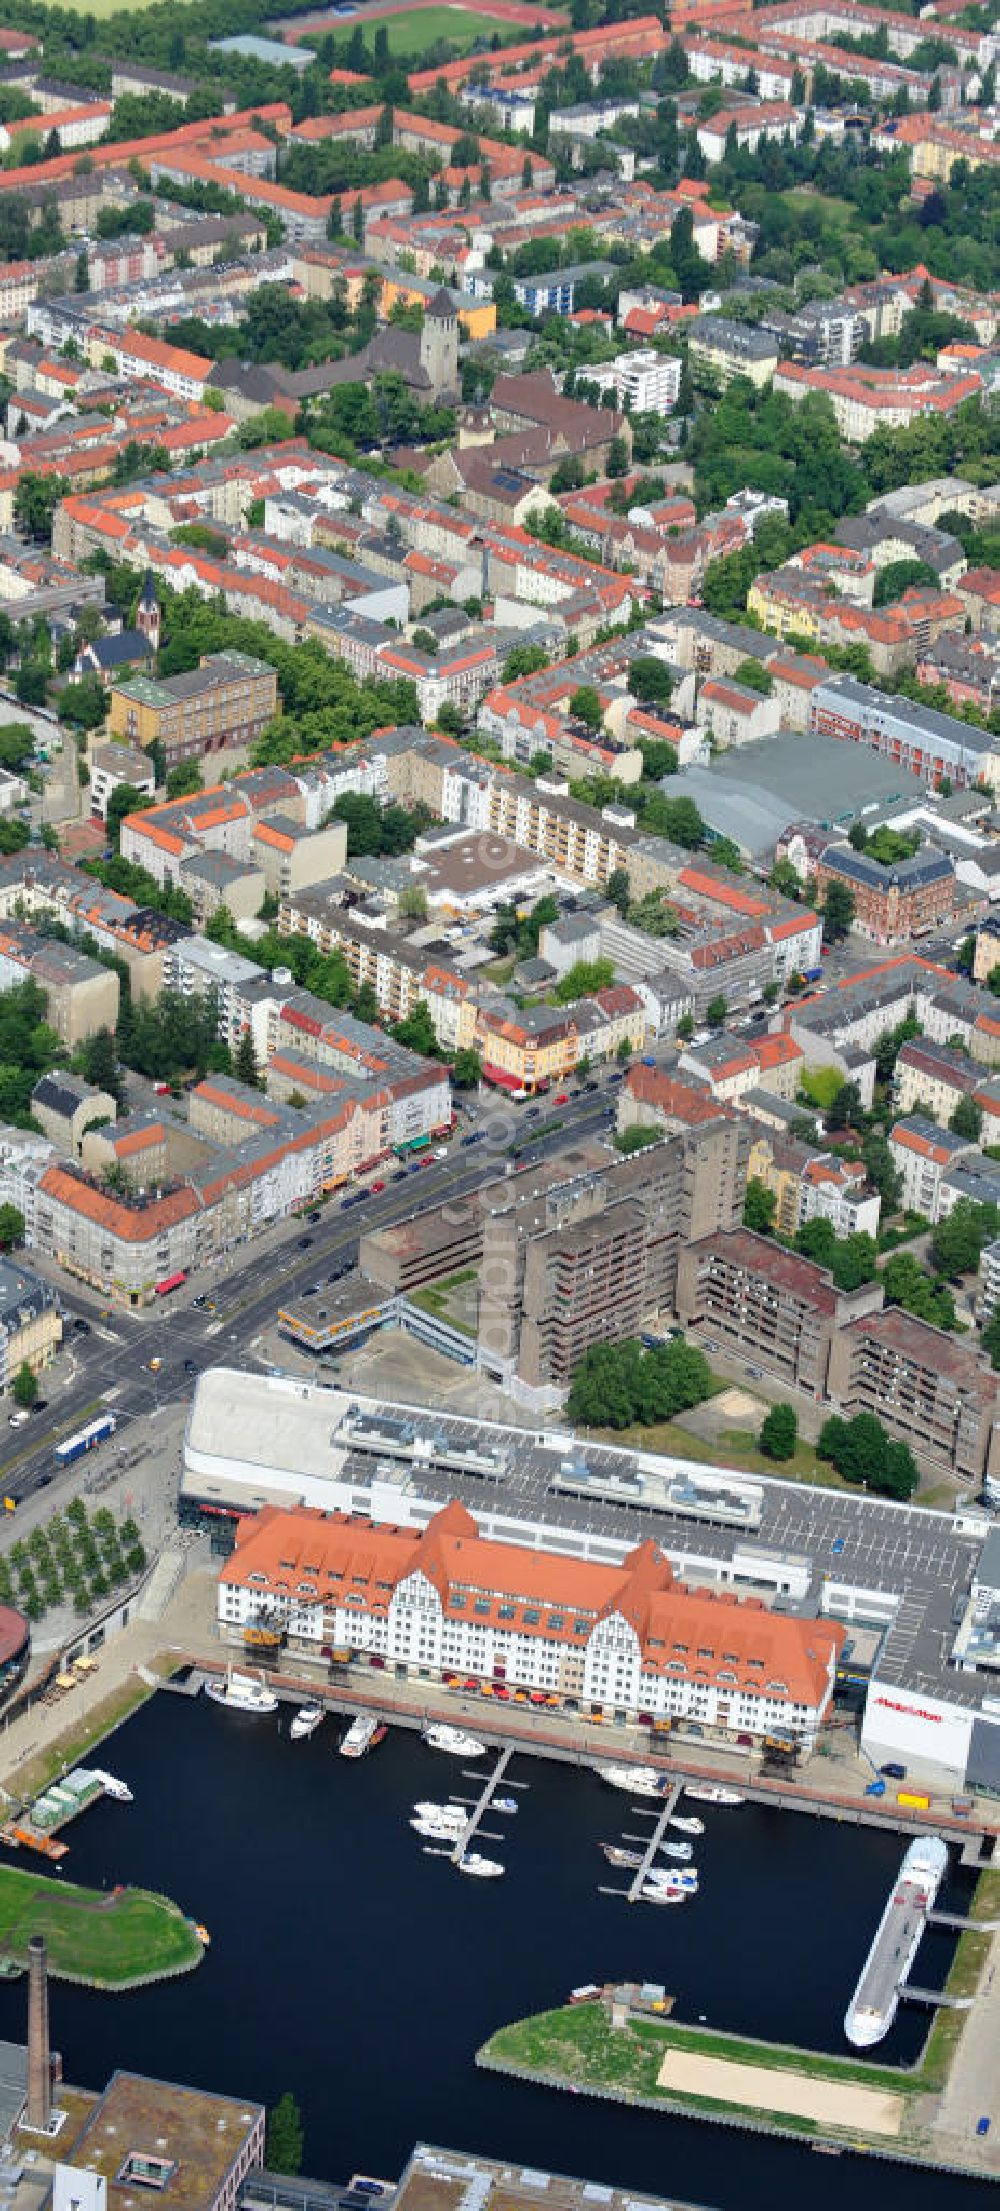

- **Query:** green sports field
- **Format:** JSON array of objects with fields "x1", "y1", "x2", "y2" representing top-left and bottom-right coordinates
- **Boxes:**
[
  {"x1": 326, "y1": 5, "x2": 525, "y2": 52},
  {"x1": 0, "y1": 1866, "x2": 203, "y2": 1986}
]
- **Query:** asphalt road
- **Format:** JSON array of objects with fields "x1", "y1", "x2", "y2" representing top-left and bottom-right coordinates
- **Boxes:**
[{"x1": 0, "y1": 1082, "x2": 621, "y2": 1507}]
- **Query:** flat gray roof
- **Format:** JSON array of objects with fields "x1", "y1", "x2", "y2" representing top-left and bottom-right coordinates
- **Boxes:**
[{"x1": 710, "y1": 730, "x2": 924, "y2": 827}]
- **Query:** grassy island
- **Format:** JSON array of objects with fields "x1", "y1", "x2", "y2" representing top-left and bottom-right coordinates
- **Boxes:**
[
  {"x1": 0, "y1": 1866, "x2": 204, "y2": 1987},
  {"x1": 478, "y1": 2001, "x2": 923, "y2": 2140}
]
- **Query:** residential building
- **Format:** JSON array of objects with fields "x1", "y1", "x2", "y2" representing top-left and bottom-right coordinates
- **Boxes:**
[
  {"x1": 583, "y1": 349, "x2": 682, "y2": 416},
  {"x1": 675, "y1": 1227, "x2": 882, "y2": 1393},
  {"x1": 809, "y1": 674, "x2": 1000, "y2": 794},
  {"x1": 827, "y1": 1307, "x2": 1000, "y2": 1485},
  {"x1": 478, "y1": 1118, "x2": 749, "y2": 1399},
  {"x1": 889, "y1": 1115, "x2": 977, "y2": 1215},
  {"x1": 88, "y1": 742, "x2": 156, "y2": 823},
  {"x1": 695, "y1": 678, "x2": 780, "y2": 749},
  {"x1": 687, "y1": 317, "x2": 779, "y2": 390},
  {"x1": 894, "y1": 1036, "x2": 981, "y2": 1123},
  {"x1": 218, "y1": 1496, "x2": 844, "y2": 1744},
  {"x1": 31, "y1": 1072, "x2": 117, "y2": 1159},
  {"x1": 109, "y1": 652, "x2": 279, "y2": 767},
  {"x1": 0, "y1": 925, "x2": 118, "y2": 1047},
  {"x1": 0, "y1": 1257, "x2": 61, "y2": 1394},
  {"x1": 812, "y1": 841, "x2": 957, "y2": 946},
  {"x1": 980, "y1": 1236, "x2": 1000, "y2": 1323}
]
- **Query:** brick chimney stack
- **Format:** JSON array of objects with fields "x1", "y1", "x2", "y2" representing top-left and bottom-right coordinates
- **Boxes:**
[{"x1": 26, "y1": 1935, "x2": 50, "y2": 2131}]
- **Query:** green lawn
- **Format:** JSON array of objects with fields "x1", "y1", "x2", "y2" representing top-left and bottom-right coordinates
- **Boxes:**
[
  {"x1": 326, "y1": 5, "x2": 525, "y2": 51},
  {"x1": 781, "y1": 189, "x2": 856, "y2": 227},
  {"x1": 0, "y1": 1866, "x2": 203, "y2": 1986},
  {"x1": 55, "y1": 0, "x2": 164, "y2": 15},
  {"x1": 582, "y1": 1415, "x2": 848, "y2": 1489}
]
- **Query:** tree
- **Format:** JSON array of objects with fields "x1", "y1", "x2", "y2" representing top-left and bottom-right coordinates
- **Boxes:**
[
  {"x1": 758, "y1": 1402, "x2": 797, "y2": 1462},
  {"x1": 79, "y1": 1026, "x2": 123, "y2": 1108},
  {"x1": 629, "y1": 656, "x2": 674, "y2": 709},
  {"x1": 818, "y1": 1408, "x2": 915, "y2": 1499},
  {"x1": 234, "y1": 1029, "x2": 262, "y2": 1090},
  {"x1": 607, "y1": 867, "x2": 630, "y2": 917},
  {"x1": 266, "y1": 2096, "x2": 304, "y2": 2177},
  {"x1": 884, "y1": 1249, "x2": 956, "y2": 1330},
  {"x1": 873, "y1": 557, "x2": 938, "y2": 608},
  {"x1": 826, "y1": 1080, "x2": 862, "y2": 1132},
  {"x1": 11, "y1": 1362, "x2": 37, "y2": 1409},
  {"x1": 58, "y1": 677, "x2": 106, "y2": 732},
  {"x1": 743, "y1": 1178, "x2": 776, "y2": 1235},
  {"x1": 951, "y1": 1094, "x2": 983, "y2": 1142},
  {"x1": 14, "y1": 664, "x2": 47, "y2": 708},
  {"x1": 567, "y1": 1335, "x2": 714, "y2": 1429},
  {"x1": 107, "y1": 782, "x2": 149, "y2": 850},
  {"x1": 436, "y1": 702, "x2": 464, "y2": 737},
  {"x1": 862, "y1": 1132, "x2": 902, "y2": 1215},
  {"x1": 607, "y1": 434, "x2": 628, "y2": 478},
  {"x1": 0, "y1": 1203, "x2": 23, "y2": 1250},
  {"x1": 795, "y1": 1216, "x2": 837, "y2": 1271},
  {"x1": 569, "y1": 685, "x2": 603, "y2": 732},
  {"x1": 452, "y1": 1048, "x2": 481, "y2": 1089},
  {"x1": 14, "y1": 474, "x2": 67, "y2": 545},
  {"x1": 705, "y1": 994, "x2": 727, "y2": 1028},
  {"x1": 822, "y1": 878, "x2": 855, "y2": 943},
  {"x1": 392, "y1": 999, "x2": 439, "y2": 1057},
  {"x1": 166, "y1": 762, "x2": 203, "y2": 801},
  {"x1": 932, "y1": 1197, "x2": 997, "y2": 1279}
]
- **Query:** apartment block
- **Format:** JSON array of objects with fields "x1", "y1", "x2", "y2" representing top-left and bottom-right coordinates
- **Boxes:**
[
  {"x1": 109, "y1": 651, "x2": 278, "y2": 766},
  {"x1": 888, "y1": 1116, "x2": 977, "y2": 1217},
  {"x1": 0, "y1": 1257, "x2": 61, "y2": 1393},
  {"x1": 479, "y1": 1118, "x2": 748, "y2": 1401},
  {"x1": 0, "y1": 923, "x2": 118, "y2": 1047},
  {"x1": 809, "y1": 674, "x2": 1000, "y2": 794},
  {"x1": 827, "y1": 1307, "x2": 1000, "y2": 1485},
  {"x1": 812, "y1": 841, "x2": 956, "y2": 946},
  {"x1": 895, "y1": 1035, "x2": 981, "y2": 1123},
  {"x1": 688, "y1": 316, "x2": 778, "y2": 390},
  {"x1": 674, "y1": 1228, "x2": 882, "y2": 1395}
]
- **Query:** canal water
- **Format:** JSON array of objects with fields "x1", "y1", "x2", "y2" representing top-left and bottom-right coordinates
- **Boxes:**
[{"x1": 0, "y1": 1693, "x2": 994, "y2": 2211}]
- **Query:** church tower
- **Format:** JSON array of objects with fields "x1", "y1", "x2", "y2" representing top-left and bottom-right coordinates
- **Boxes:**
[
  {"x1": 136, "y1": 570, "x2": 160, "y2": 655},
  {"x1": 420, "y1": 288, "x2": 459, "y2": 401}
]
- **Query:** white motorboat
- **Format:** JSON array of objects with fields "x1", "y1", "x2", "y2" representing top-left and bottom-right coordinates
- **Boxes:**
[
  {"x1": 658, "y1": 1840, "x2": 693, "y2": 1861},
  {"x1": 86, "y1": 1769, "x2": 133, "y2": 1802},
  {"x1": 601, "y1": 1844, "x2": 643, "y2": 1868},
  {"x1": 457, "y1": 1852, "x2": 504, "y2": 1878},
  {"x1": 592, "y1": 1763, "x2": 668, "y2": 1796},
  {"x1": 422, "y1": 1724, "x2": 486, "y2": 1757},
  {"x1": 651, "y1": 1867, "x2": 698, "y2": 1892},
  {"x1": 290, "y1": 1705, "x2": 323, "y2": 1741},
  {"x1": 205, "y1": 1666, "x2": 278, "y2": 1715},
  {"x1": 641, "y1": 1884, "x2": 686, "y2": 1905},
  {"x1": 412, "y1": 1815, "x2": 466, "y2": 1840},
  {"x1": 683, "y1": 1783, "x2": 743, "y2": 1806},
  {"x1": 413, "y1": 1801, "x2": 465, "y2": 1823},
  {"x1": 340, "y1": 1716, "x2": 386, "y2": 1758},
  {"x1": 493, "y1": 1796, "x2": 518, "y2": 1814},
  {"x1": 669, "y1": 1815, "x2": 704, "y2": 1835}
]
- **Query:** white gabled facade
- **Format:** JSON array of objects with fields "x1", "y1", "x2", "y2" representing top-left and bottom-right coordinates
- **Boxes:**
[{"x1": 217, "y1": 1498, "x2": 844, "y2": 1748}]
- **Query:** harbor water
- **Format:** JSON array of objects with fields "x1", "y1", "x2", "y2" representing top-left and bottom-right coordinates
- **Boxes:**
[{"x1": 0, "y1": 1692, "x2": 994, "y2": 2211}]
